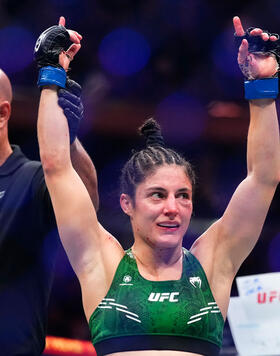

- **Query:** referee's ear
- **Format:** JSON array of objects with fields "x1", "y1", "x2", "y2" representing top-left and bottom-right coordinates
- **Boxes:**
[{"x1": 0, "y1": 101, "x2": 11, "y2": 128}]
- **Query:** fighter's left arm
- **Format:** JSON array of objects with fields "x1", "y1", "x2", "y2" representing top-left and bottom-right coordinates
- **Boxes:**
[{"x1": 205, "y1": 17, "x2": 280, "y2": 275}]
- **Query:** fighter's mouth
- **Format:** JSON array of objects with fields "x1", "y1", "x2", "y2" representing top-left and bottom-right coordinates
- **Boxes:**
[{"x1": 157, "y1": 223, "x2": 180, "y2": 228}]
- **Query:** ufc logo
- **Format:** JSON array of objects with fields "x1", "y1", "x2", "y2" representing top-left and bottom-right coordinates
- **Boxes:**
[
  {"x1": 148, "y1": 292, "x2": 179, "y2": 302},
  {"x1": 257, "y1": 291, "x2": 280, "y2": 304}
]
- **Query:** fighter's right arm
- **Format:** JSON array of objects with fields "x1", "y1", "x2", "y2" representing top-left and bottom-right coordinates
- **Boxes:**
[
  {"x1": 38, "y1": 86, "x2": 101, "y2": 274},
  {"x1": 36, "y1": 21, "x2": 124, "y2": 301}
]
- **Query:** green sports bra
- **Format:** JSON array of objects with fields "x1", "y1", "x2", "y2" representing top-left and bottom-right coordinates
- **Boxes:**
[{"x1": 89, "y1": 248, "x2": 224, "y2": 356}]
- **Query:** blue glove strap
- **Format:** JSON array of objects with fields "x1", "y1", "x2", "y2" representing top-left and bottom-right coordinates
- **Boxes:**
[
  {"x1": 37, "y1": 66, "x2": 67, "y2": 88},
  {"x1": 244, "y1": 78, "x2": 278, "y2": 100}
]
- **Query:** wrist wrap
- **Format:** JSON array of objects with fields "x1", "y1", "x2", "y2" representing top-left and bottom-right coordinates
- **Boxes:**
[
  {"x1": 37, "y1": 66, "x2": 67, "y2": 88},
  {"x1": 244, "y1": 78, "x2": 278, "y2": 100}
]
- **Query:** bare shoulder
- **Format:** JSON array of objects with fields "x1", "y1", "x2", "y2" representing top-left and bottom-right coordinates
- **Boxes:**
[
  {"x1": 191, "y1": 218, "x2": 236, "y2": 277},
  {"x1": 82, "y1": 223, "x2": 125, "y2": 284},
  {"x1": 190, "y1": 219, "x2": 220, "y2": 272},
  {"x1": 98, "y1": 223, "x2": 125, "y2": 265},
  {"x1": 79, "y1": 223, "x2": 126, "y2": 321},
  {"x1": 190, "y1": 220, "x2": 235, "y2": 318}
]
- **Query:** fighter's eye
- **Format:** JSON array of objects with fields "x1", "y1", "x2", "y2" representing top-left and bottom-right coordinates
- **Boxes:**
[
  {"x1": 151, "y1": 192, "x2": 164, "y2": 199},
  {"x1": 178, "y1": 192, "x2": 189, "y2": 199}
]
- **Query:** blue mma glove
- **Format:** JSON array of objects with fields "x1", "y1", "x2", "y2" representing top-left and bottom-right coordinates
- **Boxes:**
[
  {"x1": 34, "y1": 25, "x2": 72, "y2": 87},
  {"x1": 58, "y1": 79, "x2": 83, "y2": 144}
]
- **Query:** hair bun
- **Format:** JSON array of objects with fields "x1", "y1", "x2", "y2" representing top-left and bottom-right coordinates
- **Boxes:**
[{"x1": 139, "y1": 118, "x2": 165, "y2": 147}]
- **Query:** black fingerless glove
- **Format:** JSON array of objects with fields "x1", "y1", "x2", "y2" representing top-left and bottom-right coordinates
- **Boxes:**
[
  {"x1": 234, "y1": 27, "x2": 280, "y2": 60},
  {"x1": 34, "y1": 25, "x2": 72, "y2": 88},
  {"x1": 234, "y1": 27, "x2": 280, "y2": 99},
  {"x1": 34, "y1": 25, "x2": 72, "y2": 68}
]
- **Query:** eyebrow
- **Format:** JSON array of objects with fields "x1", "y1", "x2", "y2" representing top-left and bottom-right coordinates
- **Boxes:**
[
  {"x1": 146, "y1": 187, "x2": 192, "y2": 193},
  {"x1": 177, "y1": 188, "x2": 192, "y2": 193}
]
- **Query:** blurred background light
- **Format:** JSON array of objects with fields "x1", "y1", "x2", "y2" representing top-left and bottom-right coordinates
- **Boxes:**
[
  {"x1": 0, "y1": 26, "x2": 35, "y2": 74},
  {"x1": 160, "y1": 0, "x2": 211, "y2": 32},
  {"x1": 155, "y1": 91, "x2": 206, "y2": 144},
  {"x1": 211, "y1": 27, "x2": 240, "y2": 78},
  {"x1": 98, "y1": 28, "x2": 151, "y2": 76}
]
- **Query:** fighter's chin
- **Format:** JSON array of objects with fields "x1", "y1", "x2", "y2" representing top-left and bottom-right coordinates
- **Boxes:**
[{"x1": 151, "y1": 233, "x2": 183, "y2": 249}]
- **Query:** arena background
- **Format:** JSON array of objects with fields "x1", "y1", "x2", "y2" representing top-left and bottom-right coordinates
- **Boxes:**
[{"x1": 1, "y1": 0, "x2": 280, "y2": 354}]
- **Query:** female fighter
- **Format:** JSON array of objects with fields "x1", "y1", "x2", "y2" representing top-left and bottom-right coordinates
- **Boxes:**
[{"x1": 36, "y1": 16, "x2": 280, "y2": 356}]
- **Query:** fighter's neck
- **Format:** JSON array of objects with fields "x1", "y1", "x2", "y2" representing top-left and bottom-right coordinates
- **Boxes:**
[{"x1": 131, "y1": 242, "x2": 183, "y2": 278}]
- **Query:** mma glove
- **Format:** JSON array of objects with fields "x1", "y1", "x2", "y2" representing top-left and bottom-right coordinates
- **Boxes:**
[
  {"x1": 234, "y1": 27, "x2": 280, "y2": 100},
  {"x1": 34, "y1": 25, "x2": 72, "y2": 88},
  {"x1": 35, "y1": 24, "x2": 83, "y2": 143},
  {"x1": 234, "y1": 27, "x2": 280, "y2": 57}
]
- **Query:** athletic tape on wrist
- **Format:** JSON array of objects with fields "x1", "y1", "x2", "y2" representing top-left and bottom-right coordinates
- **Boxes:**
[
  {"x1": 37, "y1": 66, "x2": 67, "y2": 88},
  {"x1": 244, "y1": 78, "x2": 278, "y2": 100}
]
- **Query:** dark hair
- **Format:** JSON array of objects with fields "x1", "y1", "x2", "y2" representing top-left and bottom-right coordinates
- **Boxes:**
[{"x1": 120, "y1": 118, "x2": 195, "y2": 199}]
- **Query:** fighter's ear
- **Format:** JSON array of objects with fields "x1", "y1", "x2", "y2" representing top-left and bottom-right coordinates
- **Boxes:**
[
  {"x1": 0, "y1": 101, "x2": 11, "y2": 128},
  {"x1": 120, "y1": 193, "x2": 133, "y2": 217}
]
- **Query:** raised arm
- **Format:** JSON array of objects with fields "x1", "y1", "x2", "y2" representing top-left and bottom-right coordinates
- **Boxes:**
[
  {"x1": 192, "y1": 17, "x2": 280, "y2": 276},
  {"x1": 36, "y1": 19, "x2": 123, "y2": 319},
  {"x1": 38, "y1": 83, "x2": 102, "y2": 277},
  {"x1": 218, "y1": 17, "x2": 280, "y2": 271},
  {"x1": 35, "y1": 20, "x2": 101, "y2": 273}
]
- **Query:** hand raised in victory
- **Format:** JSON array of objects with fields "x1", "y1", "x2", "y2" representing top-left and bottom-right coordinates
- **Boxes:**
[{"x1": 233, "y1": 16, "x2": 279, "y2": 79}]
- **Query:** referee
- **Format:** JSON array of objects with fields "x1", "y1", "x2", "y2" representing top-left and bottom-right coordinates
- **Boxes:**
[{"x1": 0, "y1": 68, "x2": 98, "y2": 355}]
